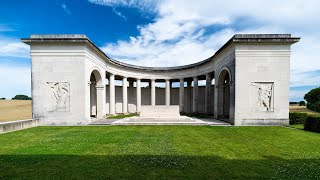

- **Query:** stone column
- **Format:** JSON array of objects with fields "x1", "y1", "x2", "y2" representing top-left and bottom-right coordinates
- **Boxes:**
[
  {"x1": 165, "y1": 79, "x2": 170, "y2": 106},
  {"x1": 122, "y1": 77, "x2": 128, "y2": 114},
  {"x1": 129, "y1": 81, "x2": 134, "y2": 88},
  {"x1": 179, "y1": 78, "x2": 184, "y2": 113},
  {"x1": 193, "y1": 76, "x2": 198, "y2": 113},
  {"x1": 96, "y1": 85, "x2": 105, "y2": 118},
  {"x1": 151, "y1": 79, "x2": 156, "y2": 106},
  {"x1": 214, "y1": 71, "x2": 219, "y2": 118},
  {"x1": 187, "y1": 81, "x2": 192, "y2": 113},
  {"x1": 128, "y1": 80, "x2": 134, "y2": 113},
  {"x1": 109, "y1": 74, "x2": 115, "y2": 115},
  {"x1": 205, "y1": 74, "x2": 211, "y2": 114},
  {"x1": 136, "y1": 79, "x2": 141, "y2": 113}
]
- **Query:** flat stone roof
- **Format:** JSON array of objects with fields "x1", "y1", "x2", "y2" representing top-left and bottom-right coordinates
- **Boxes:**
[
  {"x1": 30, "y1": 34, "x2": 88, "y2": 39},
  {"x1": 22, "y1": 34, "x2": 300, "y2": 72}
]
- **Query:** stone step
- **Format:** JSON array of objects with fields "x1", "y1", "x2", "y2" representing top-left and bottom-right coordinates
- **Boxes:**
[
  {"x1": 111, "y1": 117, "x2": 209, "y2": 126},
  {"x1": 111, "y1": 121, "x2": 209, "y2": 126},
  {"x1": 140, "y1": 105, "x2": 180, "y2": 118},
  {"x1": 125, "y1": 117, "x2": 196, "y2": 122}
]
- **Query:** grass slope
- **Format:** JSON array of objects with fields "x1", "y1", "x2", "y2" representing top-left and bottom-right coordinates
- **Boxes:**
[
  {"x1": 0, "y1": 100, "x2": 32, "y2": 122},
  {"x1": 0, "y1": 126, "x2": 320, "y2": 179}
]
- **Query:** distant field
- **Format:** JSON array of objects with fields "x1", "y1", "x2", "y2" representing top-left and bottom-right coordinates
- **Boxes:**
[
  {"x1": 0, "y1": 100, "x2": 32, "y2": 122},
  {"x1": 0, "y1": 101, "x2": 318, "y2": 123},
  {"x1": 289, "y1": 105, "x2": 320, "y2": 116}
]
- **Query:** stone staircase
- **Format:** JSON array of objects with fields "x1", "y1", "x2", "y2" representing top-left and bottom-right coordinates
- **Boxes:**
[
  {"x1": 90, "y1": 106, "x2": 231, "y2": 126},
  {"x1": 139, "y1": 105, "x2": 180, "y2": 118},
  {"x1": 111, "y1": 105, "x2": 209, "y2": 125},
  {"x1": 111, "y1": 116, "x2": 209, "y2": 126}
]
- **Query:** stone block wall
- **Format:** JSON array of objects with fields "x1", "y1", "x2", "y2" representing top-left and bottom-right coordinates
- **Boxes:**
[{"x1": 105, "y1": 86, "x2": 215, "y2": 114}]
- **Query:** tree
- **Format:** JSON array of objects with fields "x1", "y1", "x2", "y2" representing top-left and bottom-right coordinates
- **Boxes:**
[
  {"x1": 304, "y1": 87, "x2": 320, "y2": 112},
  {"x1": 0, "y1": 97, "x2": 5, "y2": 100},
  {"x1": 299, "y1": 101, "x2": 306, "y2": 106},
  {"x1": 289, "y1": 102, "x2": 299, "y2": 105},
  {"x1": 12, "y1": 95, "x2": 32, "y2": 100}
]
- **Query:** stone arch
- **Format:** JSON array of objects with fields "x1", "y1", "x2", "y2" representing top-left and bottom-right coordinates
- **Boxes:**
[
  {"x1": 90, "y1": 68, "x2": 103, "y2": 118},
  {"x1": 217, "y1": 67, "x2": 232, "y2": 120}
]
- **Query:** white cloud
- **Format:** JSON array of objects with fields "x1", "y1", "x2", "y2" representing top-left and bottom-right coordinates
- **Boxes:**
[
  {"x1": 290, "y1": 89, "x2": 307, "y2": 101},
  {"x1": 0, "y1": 64, "x2": 31, "y2": 99},
  {"x1": 61, "y1": 3, "x2": 72, "y2": 15},
  {"x1": 0, "y1": 24, "x2": 15, "y2": 32},
  {"x1": 92, "y1": 0, "x2": 320, "y2": 93},
  {"x1": 89, "y1": 0, "x2": 320, "y2": 101},
  {"x1": 112, "y1": 8, "x2": 127, "y2": 20},
  {"x1": 89, "y1": 0, "x2": 159, "y2": 13},
  {"x1": 0, "y1": 39, "x2": 29, "y2": 58}
]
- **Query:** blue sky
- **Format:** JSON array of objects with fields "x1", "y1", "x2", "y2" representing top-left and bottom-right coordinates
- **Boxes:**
[{"x1": 0, "y1": 0, "x2": 319, "y2": 101}]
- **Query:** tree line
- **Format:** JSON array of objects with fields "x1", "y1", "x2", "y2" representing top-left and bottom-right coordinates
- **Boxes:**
[{"x1": 0, "y1": 95, "x2": 32, "y2": 100}]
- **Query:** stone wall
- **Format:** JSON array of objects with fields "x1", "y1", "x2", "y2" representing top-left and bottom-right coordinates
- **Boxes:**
[
  {"x1": 234, "y1": 44, "x2": 291, "y2": 125},
  {"x1": 0, "y1": 119, "x2": 39, "y2": 134},
  {"x1": 105, "y1": 85, "x2": 215, "y2": 114},
  {"x1": 31, "y1": 43, "x2": 88, "y2": 125}
]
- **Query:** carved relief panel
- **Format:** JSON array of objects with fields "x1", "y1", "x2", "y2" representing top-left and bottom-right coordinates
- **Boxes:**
[
  {"x1": 47, "y1": 82, "x2": 70, "y2": 112},
  {"x1": 250, "y1": 82, "x2": 274, "y2": 112}
]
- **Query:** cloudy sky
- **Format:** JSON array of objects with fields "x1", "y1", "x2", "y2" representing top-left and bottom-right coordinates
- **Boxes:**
[{"x1": 0, "y1": 0, "x2": 319, "y2": 101}]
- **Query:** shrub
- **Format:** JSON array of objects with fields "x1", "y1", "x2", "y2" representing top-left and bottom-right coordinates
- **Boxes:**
[
  {"x1": 299, "y1": 101, "x2": 306, "y2": 106},
  {"x1": 12, "y1": 95, "x2": 32, "y2": 100},
  {"x1": 304, "y1": 116, "x2": 320, "y2": 133},
  {"x1": 289, "y1": 112, "x2": 308, "y2": 125},
  {"x1": 307, "y1": 101, "x2": 320, "y2": 113},
  {"x1": 0, "y1": 97, "x2": 5, "y2": 100},
  {"x1": 289, "y1": 102, "x2": 299, "y2": 105}
]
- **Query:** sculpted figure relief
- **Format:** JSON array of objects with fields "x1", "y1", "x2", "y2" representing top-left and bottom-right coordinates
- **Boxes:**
[
  {"x1": 47, "y1": 82, "x2": 70, "y2": 111},
  {"x1": 251, "y1": 83, "x2": 273, "y2": 111}
]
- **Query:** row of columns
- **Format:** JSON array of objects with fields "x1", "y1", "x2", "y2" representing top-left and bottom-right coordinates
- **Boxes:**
[{"x1": 108, "y1": 74, "x2": 212, "y2": 115}]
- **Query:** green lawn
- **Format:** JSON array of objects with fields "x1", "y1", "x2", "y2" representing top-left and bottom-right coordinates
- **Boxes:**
[
  {"x1": 290, "y1": 124, "x2": 304, "y2": 130},
  {"x1": 0, "y1": 126, "x2": 320, "y2": 179}
]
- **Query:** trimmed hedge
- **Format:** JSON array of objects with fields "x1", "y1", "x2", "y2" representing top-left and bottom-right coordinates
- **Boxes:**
[
  {"x1": 289, "y1": 112, "x2": 308, "y2": 125},
  {"x1": 304, "y1": 116, "x2": 320, "y2": 133}
]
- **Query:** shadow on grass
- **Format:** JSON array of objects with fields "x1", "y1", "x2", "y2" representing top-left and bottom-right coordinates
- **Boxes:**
[{"x1": 0, "y1": 154, "x2": 319, "y2": 179}]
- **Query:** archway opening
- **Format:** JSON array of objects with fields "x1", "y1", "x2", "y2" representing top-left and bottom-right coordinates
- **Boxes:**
[
  {"x1": 90, "y1": 70, "x2": 102, "y2": 118},
  {"x1": 90, "y1": 73, "x2": 97, "y2": 117},
  {"x1": 218, "y1": 69, "x2": 230, "y2": 119}
]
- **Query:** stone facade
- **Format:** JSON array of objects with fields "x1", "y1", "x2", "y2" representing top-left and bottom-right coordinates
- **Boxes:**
[{"x1": 22, "y1": 34, "x2": 300, "y2": 126}]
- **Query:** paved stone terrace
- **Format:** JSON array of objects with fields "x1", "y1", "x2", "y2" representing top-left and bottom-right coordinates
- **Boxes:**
[{"x1": 89, "y1": 117, "x2": 230, "y2": 126}]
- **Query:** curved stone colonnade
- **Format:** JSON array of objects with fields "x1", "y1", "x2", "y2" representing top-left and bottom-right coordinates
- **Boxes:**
[
  {"x1": 22, "y1": 34, "x2": 299, "y2": 125},
  {"x1": 91, "y1": 50, "x2": 228, "y2": 117}
]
